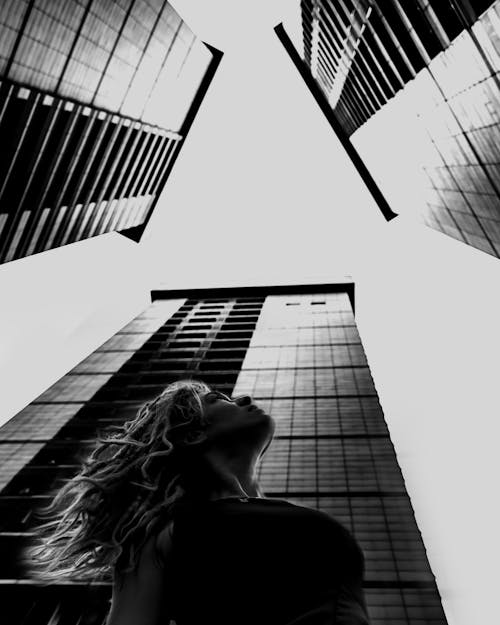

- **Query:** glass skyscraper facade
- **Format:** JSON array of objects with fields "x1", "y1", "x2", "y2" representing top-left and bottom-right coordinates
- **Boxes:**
[
  {"x1": 297, "y1": 0, "x2": 500, "y2": 256},
  {"x1": 0, "y1": 1, "x2": 219, "y2": 264},
  {"x1": 0, "y1": 284, "x2": 447, "y2": 624}
]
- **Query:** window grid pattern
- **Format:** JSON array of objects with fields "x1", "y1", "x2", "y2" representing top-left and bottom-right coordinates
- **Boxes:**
[
  {"x1": 285, "y1": 496, "x2": 432, "y2": 584},
  {"x1": 242, "y1": 343, "x2": 368, "y2": 368},
  {"x1": 416, "y1": 5, "x2": 500, "y2": 257},
  {"x1": 258, "y1": 397, "x2": 389, "y2": 437},
  {"x1": 301, "y1": 0, "x2": 500, "y2": 258},
  {"x1": 0, "y1": 403, "x2": 84, "y2": 440},
  {"x1": 247, "y1": 325, "x2": 362, "y2": 346},
  {"x1": 6, "y1": 0, "x2": 88, "y2": 92},
  {"x1": 0, "y1": 442, "x2": 46, "y2": 490},
  {"x1": 70, "y1": 350, "x2": 137, "y2": 373},
  {"x1": 0, "y1": 0, "x2": 211, "y2": 130},
  {"x1": 33, "y1": 372, "x2": 114, "y2": 403},
  {"x1": 258, "y1": 437, "x2": 406, "y2": 493},
  {"x1": 0, "y1": 1, "x2": 30, "y2": 74},
  {"x1": 0, "y1": 1, "x2": 214, "y2": 264},
  {"x1": 232, "y1": 292, "x2": 447, "y2": 625},
  {"x1": 257, "y1": 310, "x2": 356, "y2": 327},
  {"x1": 235, "y1": 366, "x2": 377, "y2": 397}
]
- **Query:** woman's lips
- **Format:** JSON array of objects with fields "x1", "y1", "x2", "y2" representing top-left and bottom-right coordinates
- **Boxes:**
[{"x1": 248, "y1": 404, "x2": 265, "y2": 414}]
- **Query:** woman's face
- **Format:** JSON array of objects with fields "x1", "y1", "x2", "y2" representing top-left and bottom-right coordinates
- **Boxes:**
[{"x1": 200, "y1": 390, "x2": 275, "y2": 457}]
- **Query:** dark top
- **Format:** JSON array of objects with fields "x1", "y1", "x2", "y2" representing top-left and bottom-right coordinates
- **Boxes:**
[{"x1": 165, "y1": 497, "x2": 370, "y2": 625}]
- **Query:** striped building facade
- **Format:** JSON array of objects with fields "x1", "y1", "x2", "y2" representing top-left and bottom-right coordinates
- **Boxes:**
[
  {"x1": 297, "y1": 0, "x2": 500, "y2": 257},
  {"x1": 1, "y1": 284, "x2": 447, "y2": 624},
  {"x1": 0, "y1": 0, "x2": 220, "y2": 263}
]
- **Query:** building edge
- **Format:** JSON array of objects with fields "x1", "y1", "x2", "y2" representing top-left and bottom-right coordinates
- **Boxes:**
[
  {"x1": 151, "y1": 281, "x2": 355, "y2": 314},
  {"x1": 274, "y1": 22, "x2": 397, "y2": 223}
]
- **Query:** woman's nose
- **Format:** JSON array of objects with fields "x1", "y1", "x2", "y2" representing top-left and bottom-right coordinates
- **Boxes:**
[{"x1": 234, "y1": 395, "x2": 252, "y2": 406}]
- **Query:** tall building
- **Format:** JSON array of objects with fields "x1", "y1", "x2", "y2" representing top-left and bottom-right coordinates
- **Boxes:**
[
  {"x1": 0, "y1": 283, "x2": 447, "y2": 624},
  {"x1": 0, "y1": 1, "x2": 221, "y2": 264},
  {"x1": 285, "y1": 1, "x2": 500, "y2": 257}
]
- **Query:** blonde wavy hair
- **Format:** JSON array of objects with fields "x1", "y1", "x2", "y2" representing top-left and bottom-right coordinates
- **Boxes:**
[{"x1": 28, "y1": 379, "x2": 213, "y2": 582}]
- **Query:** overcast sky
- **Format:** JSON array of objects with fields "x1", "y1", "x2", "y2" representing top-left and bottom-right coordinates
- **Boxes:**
[{"x1": 0, "y1": 3, "x2": 499, "y2": 624}]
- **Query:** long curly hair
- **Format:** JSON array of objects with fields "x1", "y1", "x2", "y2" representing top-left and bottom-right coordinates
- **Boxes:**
[{"x1": 28, "y1": 379, "x2": 213, "y2": 583}]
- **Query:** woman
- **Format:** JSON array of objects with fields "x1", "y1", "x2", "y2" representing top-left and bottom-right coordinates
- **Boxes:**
[{"x1": 31, "y1": 379, "x2": 370, "y2": 624}]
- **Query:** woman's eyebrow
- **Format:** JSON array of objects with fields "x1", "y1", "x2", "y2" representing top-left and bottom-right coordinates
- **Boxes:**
[
  {"x1": 204, "y1": 390, "x2": 230, "y2": 400},
  {"x1": 215, "y1": 391, "x2": 232, "y2": 401}
]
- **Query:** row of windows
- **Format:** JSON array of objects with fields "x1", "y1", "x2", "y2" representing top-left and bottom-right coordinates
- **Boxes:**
[
  {"x1": 241, "y1": 344, "x2": 368, "y2": 368},
  {"x1": 13, "y1": 395, "x2": 388, "y2": 442},
  {"x1": 256, "y1": 396, "x2": 389, "y2": 436},
  {"x1": 233, "y1": 366, "x2": 376, "y2": 398},
  {"x1": 425, "y1": 197, "x2": 500, "y2": 246},
  {"x1": 3, "y1": 395, "x2": 390, "y2": 446},
  {"x1": 98, "y1": 330, "x2": 362, "y2": 353},
  {"x1": 120, "y1": 315, "x2": 355, "y2": 333},
  {"x1": 73, "y1": 344, "x2": 369, "y2": 374},
  {"x1": 421, "y1": 200, "x2": 500, "y2": 255},
  {"x1": 0, "y1": 403, "x2": 84, "y2": 441},
  {"x1": 3, "y1": 435, "x2": 403, "y2": 474},
  {"x1": 36, "y1": 369, "x2": 378, "y2": 403}
]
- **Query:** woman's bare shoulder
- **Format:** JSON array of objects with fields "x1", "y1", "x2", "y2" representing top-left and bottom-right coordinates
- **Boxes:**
[{"x1": 106, "y1": 523, "x2": 175, "y2": 625}]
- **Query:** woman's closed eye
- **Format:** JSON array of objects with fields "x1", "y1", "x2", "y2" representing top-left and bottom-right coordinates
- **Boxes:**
[{"x1": 205, "y1": 391, "x2": 231, "y2": 403}]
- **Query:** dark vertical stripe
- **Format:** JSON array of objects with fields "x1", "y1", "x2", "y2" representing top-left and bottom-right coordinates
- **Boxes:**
[
  {"x1": 54, "y1": 0, "x2": 95, "y2": 93},
  {"x1": 3, "y1": 0, "x2": 36, "y2": 78},
  {"x1": 274, "y1": 23, "x2": 397, "y2": 221},
  {"x1": 16, "y1": 102, "x2": 83, "y2": 258},
  {"x1": 90, "y1": 0, "x2": 138, "y2": 106}
]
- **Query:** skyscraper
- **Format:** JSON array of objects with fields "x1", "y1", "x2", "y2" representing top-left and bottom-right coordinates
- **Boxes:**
[
  {"x1": 0, "y1": 283, "x2": 448, "y2": 624},
  {"x1": 285, "y1": 1, "x2": 500, "y2": 257},
  {"x1": 0, "y1": 1, "x2": 221, "y2": 264}
]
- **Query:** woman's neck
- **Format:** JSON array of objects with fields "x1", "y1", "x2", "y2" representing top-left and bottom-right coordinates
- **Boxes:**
[{"x1": 201, "y1": 450, "x2": 262, "y2": 500}]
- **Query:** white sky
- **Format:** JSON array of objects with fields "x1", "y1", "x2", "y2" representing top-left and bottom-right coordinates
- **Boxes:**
[{"x1": 0, "y1": 3, "x2": 499, "y2": 624}]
